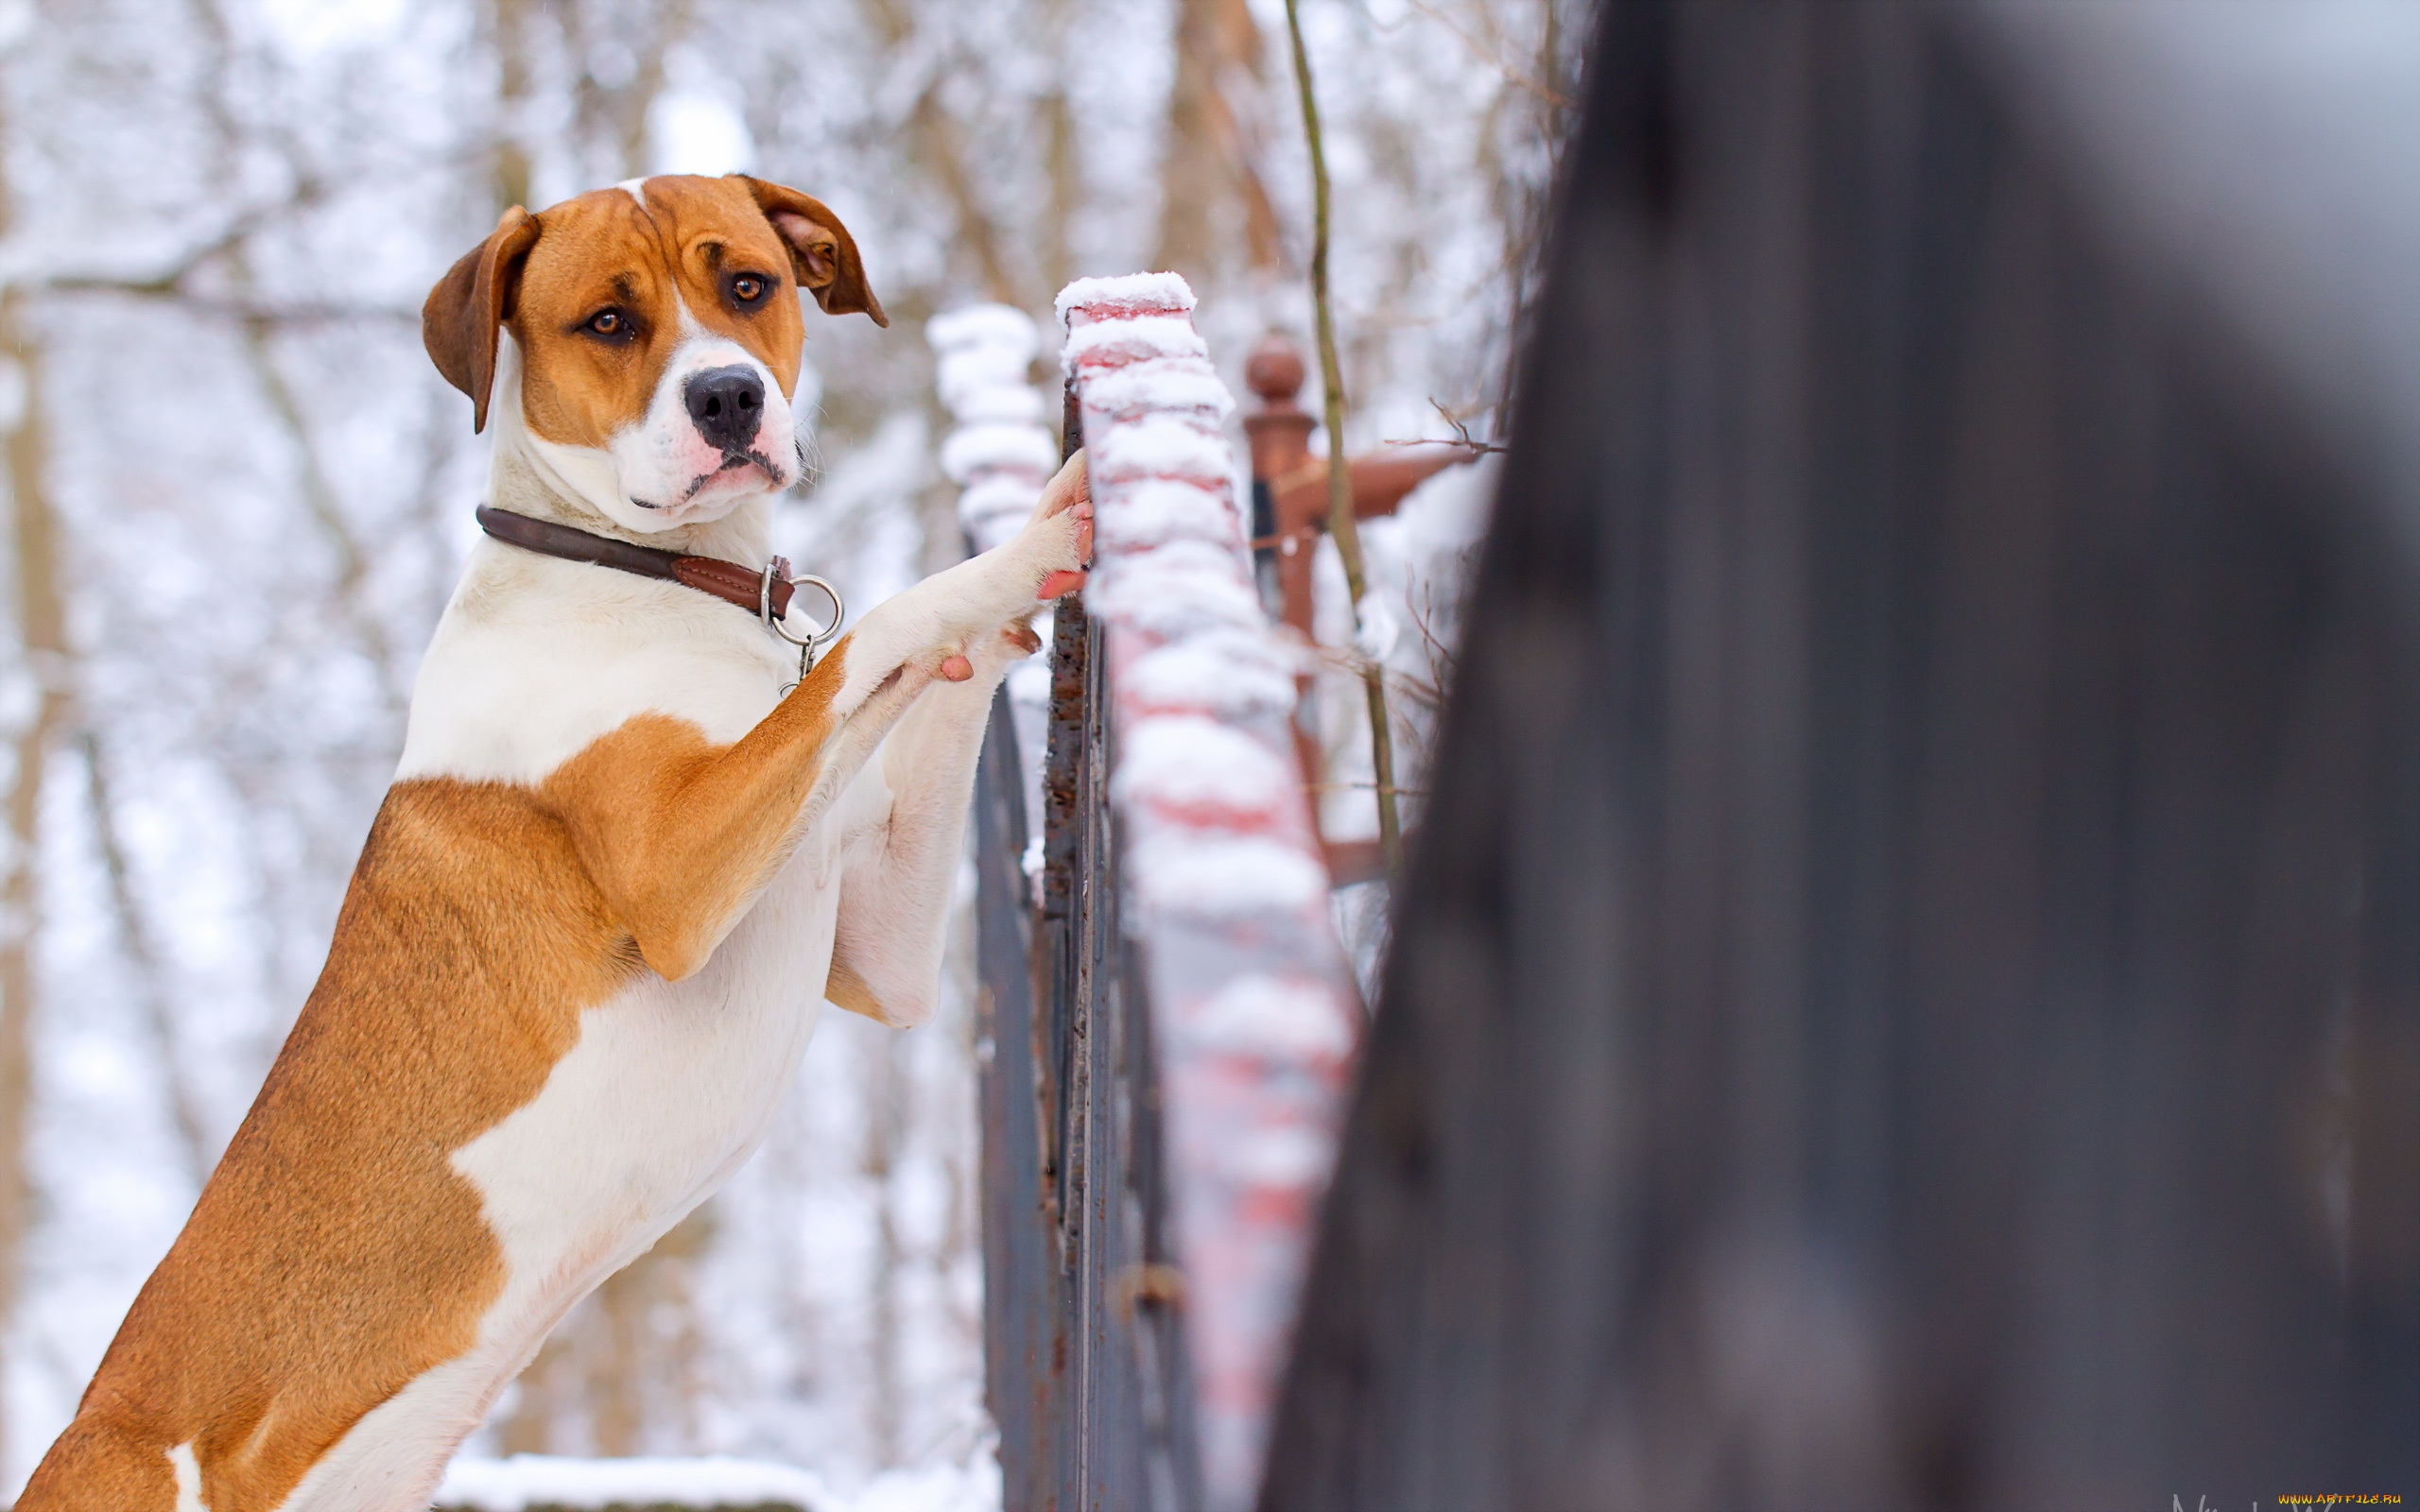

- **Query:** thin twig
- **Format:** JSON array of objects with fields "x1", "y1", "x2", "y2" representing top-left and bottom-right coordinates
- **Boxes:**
[
  {"x1": 1412, "y1": 396, "x2": 1508, "y2": 455},
  {"x1": 1285, "y1": 0, "x2": 1405, "y2": 882},
  {"x1": 1405, "y1": 0, "x2": 1575, "y2": 109}
]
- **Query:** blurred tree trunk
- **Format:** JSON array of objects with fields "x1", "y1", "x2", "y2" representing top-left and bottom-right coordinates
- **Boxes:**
[
  {"x1": 1154, "y1": 0, "x2": 1283, "y2": 286},
  {"x1": 0, "y1": 282, "x2": 66, "y2": 1483},
  {"x1": 1036, "y1": 0, "x2": 1081, "y2": 299},
  {"x1": 562, "y1": 0, "x2": 695, "y2": 180},
  {"x1": 857, "y1": 0, "x2": 1026, "y2": 308},
  {"x1": 487, "y1": 0, "x2": 535, "y2": 214}
]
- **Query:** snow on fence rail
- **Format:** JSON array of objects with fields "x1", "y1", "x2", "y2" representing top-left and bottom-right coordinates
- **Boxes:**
[
  {"x1": 1056, "y1": 272, "x2": 1361, "y2": 1510},
  {"x1": 960, "y1": 275, "x2": 1361, "y2": 1512}
]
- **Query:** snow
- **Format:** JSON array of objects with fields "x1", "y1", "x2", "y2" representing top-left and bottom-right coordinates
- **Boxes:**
[
  {"x1": 926, "y1": 303, "x2": 1055, "y2": 556},
  {"x1": 925, "y1": 302, "x2": 1038, "y2": 356},
  {"x1": 1094, "y1": 478, "x2": 1244, "y2": 553},
  {"x1": 936, "y1": 422, "x2": 1058, "y2": 485},
  {"x1": 1128, "y1": 834, "x2": 1328, "y2": 919},
  {"x1": 1087, "y1": 543, "x2": 1264, "y2": 640},
  {"x1": 1090, "y1": 413, "x2": 1236, "y2": 489},
  {"x1": 1064, "y1": 282, "x2": 1372, "y2": 1511},
  {"x1": 1224, "y1": 1126, "x2": 1334, "y2": 1189},
  {"x1": 437, "y1": 1455, "x2": 835, "y2": 1511},
  {"x1": 435, "y1": 1452, "x2": 1003, "y2": 1512},
  {"x1": 1053, "y1": 270, "x2": 1196, "y2": 327},
  {"x1": 938, "y1": 381, "x2": 1045, "y2": 426},
  {"x1": 1061, "y1": 315, "x2": 1211, "y2": 370},
  {"x1": 1184, "y1": 975, "x2": 1357, "y2": 1064},
  {"x1": 1111, "y1": 715, "x2": 1296, "y2": 824},
  {"x1": 1080, "y1": 358, "x2": 1235, "y2": 423},
  {"x1": 1123, "y1": 634, "x2": 1301, "y2": 722},
  {"x1": 952, "y1": 475, "x2": 1043, "y2": 543}
]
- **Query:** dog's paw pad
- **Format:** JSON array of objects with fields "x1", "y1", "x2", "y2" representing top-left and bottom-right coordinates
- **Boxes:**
[
  {"x1": 939, "y1": 653, "x2": 975, "y2": 682},
  {"x1": 1038, "y1": 569, "x2": 1087, "y2": 600}
]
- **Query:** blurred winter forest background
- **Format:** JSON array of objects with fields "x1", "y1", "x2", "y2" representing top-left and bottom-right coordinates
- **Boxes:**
[{"x1": 0, "y1": 0, "x2": 1579, "y2": 1499}]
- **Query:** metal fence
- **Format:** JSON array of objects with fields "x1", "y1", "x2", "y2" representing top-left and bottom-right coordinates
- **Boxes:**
[{"x1": 974, "y1": 418, "x2": 1196, "y2": 1512}]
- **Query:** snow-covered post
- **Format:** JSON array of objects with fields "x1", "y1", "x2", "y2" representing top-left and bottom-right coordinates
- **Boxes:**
[
  {"x1": 931, "y1": 304, "x2": 1059, "y2": 556},
  {"x1": 929, "y1": 304, "x2": 1059, "y2": 862},
  {"x1": 1059, "y1": 273, "x2": 1364, "y2": 1511}
]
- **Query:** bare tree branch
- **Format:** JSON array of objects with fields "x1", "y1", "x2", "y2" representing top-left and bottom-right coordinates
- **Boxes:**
[
  {"x1": 1406, "y1": 0, "x2": 1574, "y2": 109},
  {"x1": 1284, "y1": 0, "x2": 1405, "y2": 879}
]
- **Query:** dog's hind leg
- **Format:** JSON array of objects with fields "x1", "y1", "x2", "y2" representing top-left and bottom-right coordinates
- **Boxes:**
[{"x1": 15, "y1": 1418, "x2": 183, "y2": 1512}]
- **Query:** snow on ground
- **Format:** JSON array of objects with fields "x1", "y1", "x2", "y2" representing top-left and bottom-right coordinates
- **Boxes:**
[{"x1": 435, "y1": 1449, "x2": 1000, "y2": 1512}]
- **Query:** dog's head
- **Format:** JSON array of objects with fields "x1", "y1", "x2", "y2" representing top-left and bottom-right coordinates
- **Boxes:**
[{"x1": 424, "y1": 173, "x2": 886, "y2": 533}]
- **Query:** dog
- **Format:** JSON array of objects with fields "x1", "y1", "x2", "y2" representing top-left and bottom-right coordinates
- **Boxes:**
[{"x1": 19, "y1": 172, "x2": 1089, "y2": 1512}]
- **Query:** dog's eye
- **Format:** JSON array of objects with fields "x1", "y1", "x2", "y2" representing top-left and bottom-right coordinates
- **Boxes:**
[
  {"x1": 730, "y1": 273, "x2": 770, "y2": 308},
  {"x1": 585, "y1": 309, "x2": 626, "y2": 337}
]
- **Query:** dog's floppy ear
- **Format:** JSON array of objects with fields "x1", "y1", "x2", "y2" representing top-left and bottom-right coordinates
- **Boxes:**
[
  {"x1": 733, "y1": 175, "x2": 889, "y2": 329},
  {"x1": 424, "y1": 206, "x2": 541, "y2": 434}
]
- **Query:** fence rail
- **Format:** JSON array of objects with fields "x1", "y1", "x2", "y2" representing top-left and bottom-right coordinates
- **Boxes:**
[
  {"x1": 970, "y1": 279, "x2": 1361, "y2": 1512},
  {"x1": 975, "y1": 433, "x2": 1194, "y2": 1512}
]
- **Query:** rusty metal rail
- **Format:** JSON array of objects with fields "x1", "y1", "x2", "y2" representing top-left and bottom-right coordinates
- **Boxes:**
[{"x1": 975, "y1": 406, "x2": 1195, "y2": 1512}]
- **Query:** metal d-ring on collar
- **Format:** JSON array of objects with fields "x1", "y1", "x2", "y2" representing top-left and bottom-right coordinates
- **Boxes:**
[{"x1": 763, "y1": 560, "x2": 845, "y2": 690}]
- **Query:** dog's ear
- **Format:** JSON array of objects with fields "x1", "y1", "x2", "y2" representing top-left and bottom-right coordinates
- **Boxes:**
[
  {"x1": 424, "y1": 206, "x2": 540, "y2": 434},
  {"x1": 732, "y1": 175, "x2": 889, "y2": 329}
]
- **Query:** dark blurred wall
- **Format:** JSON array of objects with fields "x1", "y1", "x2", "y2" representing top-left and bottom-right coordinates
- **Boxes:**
[{"x1": 1263, "y1": 4, "x2": 2420, "y2": 1506}]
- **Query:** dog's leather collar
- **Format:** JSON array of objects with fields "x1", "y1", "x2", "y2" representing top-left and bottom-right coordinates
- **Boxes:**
[{"x1": 475, "y1": 506, "x2": 808, "y2": 620}]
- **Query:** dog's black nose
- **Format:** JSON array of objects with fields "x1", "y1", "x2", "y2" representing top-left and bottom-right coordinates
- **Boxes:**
[{"x1": 684, "y1": 365, "x2": 765, "y2": 453}]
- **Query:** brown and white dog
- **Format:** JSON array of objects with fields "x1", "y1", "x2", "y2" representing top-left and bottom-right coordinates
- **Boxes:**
[{"x1": 20, "y1": 173, "x2": 1088, "y2": 1512}]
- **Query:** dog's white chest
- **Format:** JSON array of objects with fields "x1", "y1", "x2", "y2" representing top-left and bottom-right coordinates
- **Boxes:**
[
  {"x1": 456, "y1": 829, "x2": 838, "y2": 1287},
  {"x1": 398, "y1": 540, "x2": 798, "y2": 785}
]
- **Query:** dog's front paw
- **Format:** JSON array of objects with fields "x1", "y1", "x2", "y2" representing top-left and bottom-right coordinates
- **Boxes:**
[{"x1": 1019, "y1": 452, "x2": 1092, "y2": 601}]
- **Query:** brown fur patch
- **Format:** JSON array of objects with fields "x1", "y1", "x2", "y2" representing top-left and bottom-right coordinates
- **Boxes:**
[
  {"x1": 540, "y1": 639, "x2": 845, "y2": 981},
  {"x1": 821, "y1": 954, "x2": 890, "y2": 1023},
  {"x1": 20, "y1": 647, "x2": 855, "y2": 1511}
]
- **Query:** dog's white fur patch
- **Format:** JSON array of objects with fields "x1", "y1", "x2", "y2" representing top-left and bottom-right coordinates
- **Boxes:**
[{"x1": 169, "y1": 1442, "x2": 206, "y2": 1512}]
